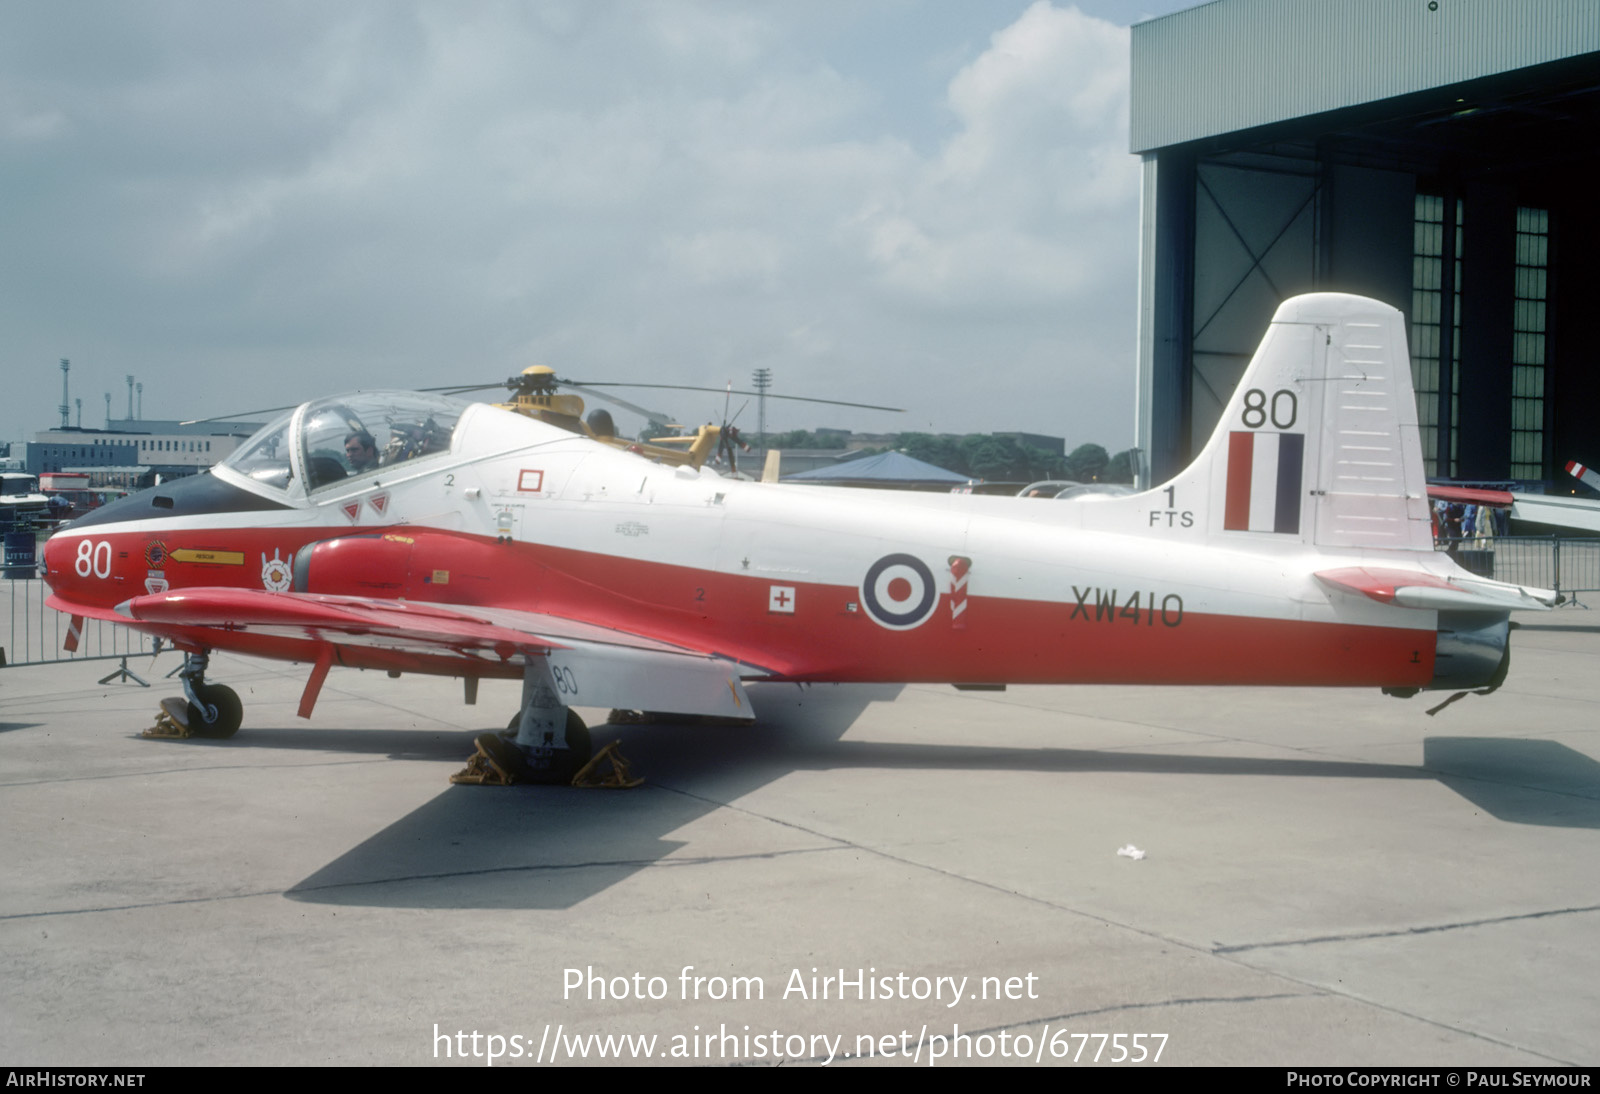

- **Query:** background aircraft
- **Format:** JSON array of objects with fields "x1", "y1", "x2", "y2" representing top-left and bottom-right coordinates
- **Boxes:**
[
  {"x1": 41, "y1": 293, "x2": 1556, "y2": 782},
  {"x1": 1505, "y1": 460, "x2": 1600, "y2": 534},
  {"x1": 1428, "y1": 459, "x2": 1600, "y2": 536}
]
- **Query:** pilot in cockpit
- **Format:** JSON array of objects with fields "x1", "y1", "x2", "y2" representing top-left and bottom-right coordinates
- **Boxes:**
[{"x1": 344, "y1": 430, "x2": 380, "y2": 473}]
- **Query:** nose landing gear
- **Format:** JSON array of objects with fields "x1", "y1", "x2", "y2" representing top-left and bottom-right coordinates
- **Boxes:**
[{"x1": 143, "y1": 651, "x2": 243, "y2": 739}]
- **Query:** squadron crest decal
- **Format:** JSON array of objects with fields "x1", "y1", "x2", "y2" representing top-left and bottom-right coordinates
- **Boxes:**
[
  {"x1": 261, "y1": 549, "x2": 293, "y2": 592},
  {"x1": 144, "y1": 539, "x2": 169, "y2": 595}
]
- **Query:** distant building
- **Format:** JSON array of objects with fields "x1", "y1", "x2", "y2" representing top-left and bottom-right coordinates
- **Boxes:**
[
  {"x1": 783, "y1": 450, "x2": 971, "y2": 490},
  {"x1": 25, "y1": 434, "x2": 141, "y2": 476},
  {"x1": 769, "y1": 449, "x2": 857, "y2": 477},
  {"x1": 843, "y1": 433, "x2": 897, "y2": 451},
  {"x1": 24, "y1": 417, "x2": 263, "y2": 478}
]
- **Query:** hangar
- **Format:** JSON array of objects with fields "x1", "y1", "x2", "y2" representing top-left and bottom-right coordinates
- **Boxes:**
[{"x1": 1130, "y1": 0, "x2": 1600, "y2": 487}]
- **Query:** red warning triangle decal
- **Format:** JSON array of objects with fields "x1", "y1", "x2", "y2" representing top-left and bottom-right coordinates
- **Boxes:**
[
  {"x1": 368, "y1": 493, "x2": 390, "y2": 516},
  {"x1": 340, "y1": 501, "x2": 361, "y2": 523}
]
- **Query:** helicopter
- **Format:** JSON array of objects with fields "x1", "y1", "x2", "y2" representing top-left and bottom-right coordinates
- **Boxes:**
[{"x1": 464, "y1": 365, "x2": 902, "y2": 477}]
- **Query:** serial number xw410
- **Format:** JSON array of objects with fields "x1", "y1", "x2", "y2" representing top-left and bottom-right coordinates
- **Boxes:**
[{"x1": 1069, "y1": 587, "x2": 1184, "y2": 627}]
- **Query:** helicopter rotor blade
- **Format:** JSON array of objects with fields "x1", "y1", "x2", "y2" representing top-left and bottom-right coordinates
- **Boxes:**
[
  {"x1": 178, "y1": 377, "x2": 540, "y2": 428},
  {"x1": 178, "y1": 383, "x2": 490, "y2": 427},
  {"x1": 570, "y1": 382, "x2": 904, "y2": 413},
  {"x1": 558, "y1": 380, "x2": 678, "y2": 426},
  {"x1": 178, "y1": 404, "x2": 300, "y2": 427},
  {"x1": 423, "y1": 382, "x2": 508, "y2": 397},
  {"x1": 420, "y1": 377, "x2": 681, "y2": 427},
  {"x1": 203, "y1": 376, "x2": 903, "y2": 429}
]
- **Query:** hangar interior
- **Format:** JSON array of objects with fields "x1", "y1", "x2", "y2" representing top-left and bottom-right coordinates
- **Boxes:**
[{"x1": 1131, "y1": 0, "x2": 1600, "y2": 488}]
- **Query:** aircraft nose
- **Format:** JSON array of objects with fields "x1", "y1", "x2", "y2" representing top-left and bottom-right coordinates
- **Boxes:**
[{"x1": 40, "y1": 532, "x2": 71, "y2": 586}]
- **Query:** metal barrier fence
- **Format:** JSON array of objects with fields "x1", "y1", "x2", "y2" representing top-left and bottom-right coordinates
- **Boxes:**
[
  {"x1": 1449, "y1": 536, "x2": 1600, "y2": 604},
  {"x1": 2, "y1": 575, "x2": 159, "y2": 682}
]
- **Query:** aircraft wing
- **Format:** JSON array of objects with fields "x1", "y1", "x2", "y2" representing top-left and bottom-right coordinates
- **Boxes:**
[
  {"x1": 1509, "y1": 493, "x2": 1600, "y2": 534},
  {"x1": 1314, "y1": 567, "x2": 1557, "y2": 612},
  {"x1": 98, "y1": 587, "x2": 758, "y2": 720}
]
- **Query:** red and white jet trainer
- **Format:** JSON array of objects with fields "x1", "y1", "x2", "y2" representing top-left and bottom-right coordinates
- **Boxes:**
[{"x1": 42, "y1": 293, "x2": 1557, "y2": 780}]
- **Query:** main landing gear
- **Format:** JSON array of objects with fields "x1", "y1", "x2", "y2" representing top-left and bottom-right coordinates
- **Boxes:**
[
  {"x1": 452, "y1": 659, "x2": 633, "y2": 787},
  {"x1": 452, "y1": 708, "x2": 592, "y2": 787},
  {"x1": 143, "y1": 651, "x2": 243, "y2": 740}
]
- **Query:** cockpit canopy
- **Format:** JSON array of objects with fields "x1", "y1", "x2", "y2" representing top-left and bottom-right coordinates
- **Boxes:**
[{"x1": 221, "y1": 391, "x2": 468, "y2": 495}]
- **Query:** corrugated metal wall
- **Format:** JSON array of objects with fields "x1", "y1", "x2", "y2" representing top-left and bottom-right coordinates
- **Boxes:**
[{"x1": 1131, "y1": 0, "x2": 1600, "y2": 153}]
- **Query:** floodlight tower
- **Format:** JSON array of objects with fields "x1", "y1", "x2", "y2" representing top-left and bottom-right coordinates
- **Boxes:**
[
  {"x1": 59, "y1": 359, "x2": 70, "y2": 429},
  {"x1": 75, "y1": 398, "x2": 82, "y2": 428},
  {"x1": 126, "y1": 375, "x2": 134, "y2": 420},
  {"x1": 751, "y1": 367, "x2": 772, "y2": 459},
  {"x1": 136, "y1": 382, "x2": 143, "y2": 420},
  {"x1": 103, "y1": 392, "x2": 111, "y2": 428}
]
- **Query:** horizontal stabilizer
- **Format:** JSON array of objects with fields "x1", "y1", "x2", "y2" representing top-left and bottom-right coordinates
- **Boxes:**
[
  {"x1": 1510, "y1": 492, "x2": 1600, "y2": 534},
  {"x1": 1314, "y1": 567, "x2": 1556, "y2": 612}
]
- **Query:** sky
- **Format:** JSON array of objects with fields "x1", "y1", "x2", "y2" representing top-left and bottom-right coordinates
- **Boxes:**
[{"x1": 1, "y1": 1, "x2": 1198, "y2": 451}]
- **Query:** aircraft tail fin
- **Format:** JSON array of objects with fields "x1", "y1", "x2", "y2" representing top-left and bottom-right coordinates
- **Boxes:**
[{"x1": 1170, "y1": 293, "x2": 1434, "y2": 551}]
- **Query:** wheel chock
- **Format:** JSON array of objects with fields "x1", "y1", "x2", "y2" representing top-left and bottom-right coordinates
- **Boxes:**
[
  {"x1": 142, "y1": 697, "x2": 194, "y2": 740},
  {"x1": 450, "y1": 733, "x2": 525, "y2": 786},
  {"x1": 571, "y1": 741, "x2": 643, "y2": 790},
  {"x1": 451, "y1": 735, "x2": 641, "y2": 788}
]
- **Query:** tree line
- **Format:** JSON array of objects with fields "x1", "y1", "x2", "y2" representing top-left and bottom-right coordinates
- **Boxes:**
[{"x1": 768, "y1": 430, "x2": 1136, "y2": 484}]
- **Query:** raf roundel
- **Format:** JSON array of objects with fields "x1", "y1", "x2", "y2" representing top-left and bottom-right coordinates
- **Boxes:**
[{"x1": 861, "y1": 553, "x2": 937, "y2": 630}]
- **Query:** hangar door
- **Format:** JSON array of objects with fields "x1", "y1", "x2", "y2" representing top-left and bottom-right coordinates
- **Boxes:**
[{"x1": 1189, "y1": 156, "x2": 1319, "y2": 452}]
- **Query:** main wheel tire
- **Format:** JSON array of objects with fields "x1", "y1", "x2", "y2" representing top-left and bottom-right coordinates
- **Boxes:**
[
  {"x1": 505, "y1": 709, "x2": 592, "y2": 759},
  {"x1": 564, "y1": 710, "x2": 592, "y2": 765},
  {"x1": 188, "y1": 683, "x2": 243, "y2": 739}
]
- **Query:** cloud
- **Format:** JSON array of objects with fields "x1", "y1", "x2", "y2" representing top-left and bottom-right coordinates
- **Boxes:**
[
  {"x1": 1, "y1": 2, "x2": 1142, "y2": 448},
  {"x1": 860, "y1": 3, "x2": 1136, "y2": 306}
]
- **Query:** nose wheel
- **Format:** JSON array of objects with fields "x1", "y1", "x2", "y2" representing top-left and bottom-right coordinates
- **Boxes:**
[
  {"x1": 145, "y1": 652, "x2": 244, "y2": 739},
  {"x1": 187, "y1": 681, "x2": 244, "y2": 738}
]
